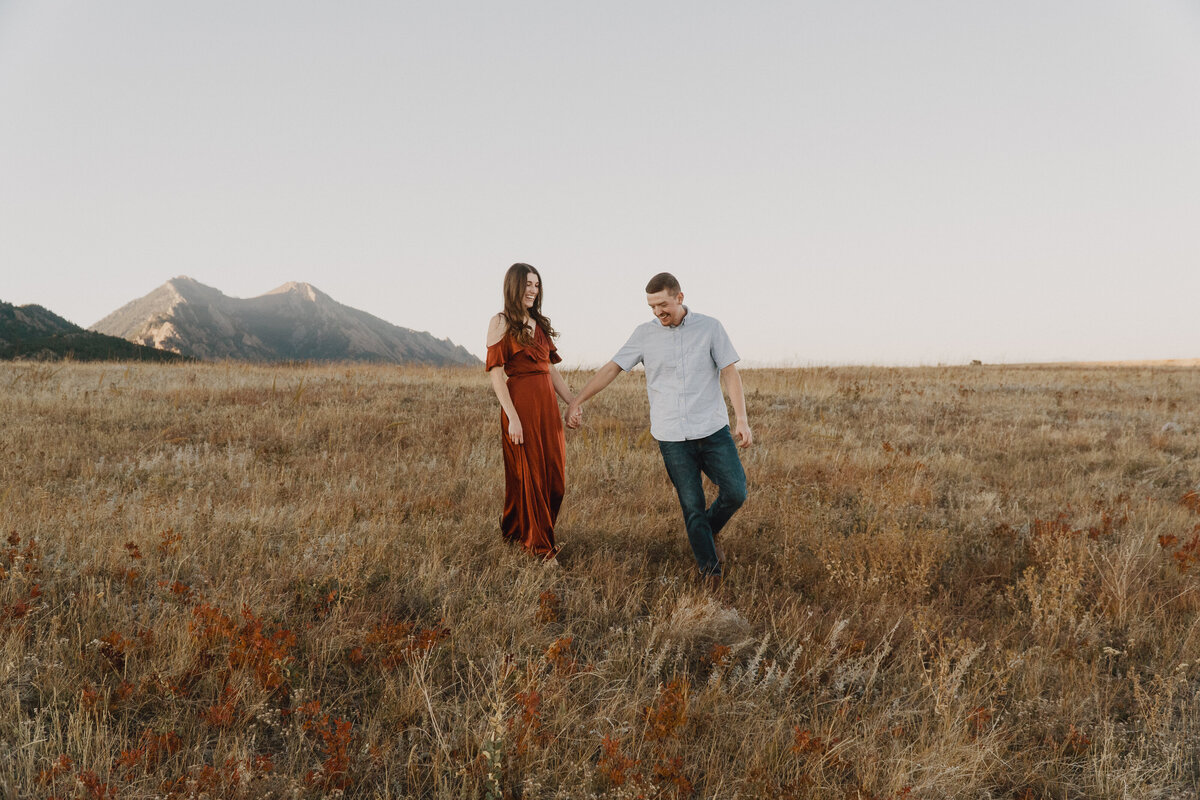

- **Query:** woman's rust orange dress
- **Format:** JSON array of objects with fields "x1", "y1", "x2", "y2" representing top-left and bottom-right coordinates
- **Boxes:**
[{"x1": 486, "y1": 325, "x2": 565, "y2": 557}]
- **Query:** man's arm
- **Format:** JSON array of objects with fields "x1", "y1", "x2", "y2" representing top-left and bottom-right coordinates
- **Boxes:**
[
  {"x1": 566, "y1": 361, "x2": 623, "y2": 429},
  {"x1": 721, "y1": 363, "x2": 752, "y2": 447}
]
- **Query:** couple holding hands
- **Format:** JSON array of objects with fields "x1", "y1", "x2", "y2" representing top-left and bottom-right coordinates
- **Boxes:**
[{"x1": 485, "y1": 264, "x2": 751, "y2": 587}]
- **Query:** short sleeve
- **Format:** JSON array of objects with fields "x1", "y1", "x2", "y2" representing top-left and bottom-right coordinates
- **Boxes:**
[
  {"x1": 485, "y1": 338, "x2": 509, "y2": 371},
  {"x1": 548, "y1": 342, "x2": 562, "y2": 365},
  {"x1": 710, "y1": 320, "x2": 740, "y2": 370},
  {"x1": 611, "y1": 328, "x2": 644, "y2": 372}
]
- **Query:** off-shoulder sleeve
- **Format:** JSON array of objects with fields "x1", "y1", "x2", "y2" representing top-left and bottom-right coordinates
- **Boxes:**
[{"x1": 486, "y1": 338, "x2": 508, "y2": 371}]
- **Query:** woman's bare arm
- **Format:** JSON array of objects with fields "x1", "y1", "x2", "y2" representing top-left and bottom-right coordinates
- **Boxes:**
[
  {"x1": 486, "y1": 314, "x2": 524, "y2": 444},
  {"x1": 549, "y1": 364, "x2": 574, "y2": 405}
]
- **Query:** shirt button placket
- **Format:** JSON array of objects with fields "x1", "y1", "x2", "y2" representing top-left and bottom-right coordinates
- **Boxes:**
[{"x1": 675, "y1": 326, "x2": 687, "y2": 438}]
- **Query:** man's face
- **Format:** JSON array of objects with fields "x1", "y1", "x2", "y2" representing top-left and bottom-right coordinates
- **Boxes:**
[{"x1": 647, "y1": 289, "x2": 686, "y2": 327}]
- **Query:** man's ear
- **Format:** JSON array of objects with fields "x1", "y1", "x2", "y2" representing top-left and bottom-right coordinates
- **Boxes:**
[{"x1": 677, "y1": 292, "x2": 685, "y2": 304}]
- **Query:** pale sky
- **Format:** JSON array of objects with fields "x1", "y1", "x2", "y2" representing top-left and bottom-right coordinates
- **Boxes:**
[{"x1": 2, "y1": 1, "x2": 1198, "y2": 366}]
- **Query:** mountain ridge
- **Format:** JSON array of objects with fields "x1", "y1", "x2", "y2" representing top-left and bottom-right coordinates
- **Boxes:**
[
  {"x1": 0, "y1": 300, "x2": 189, "y2": 362},
  {"x1": 91, "y1": 277, "x2": 479, "y2": 365}
]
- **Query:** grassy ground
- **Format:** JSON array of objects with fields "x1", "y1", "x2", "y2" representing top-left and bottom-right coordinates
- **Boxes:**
[{"x1": 2, "y1": 361, "x2": 1199, "y2": 799}]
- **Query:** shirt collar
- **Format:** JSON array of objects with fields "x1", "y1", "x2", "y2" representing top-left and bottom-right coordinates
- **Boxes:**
[{"x1": 670, "y1": 306, "x2": 690, "y2": 328}]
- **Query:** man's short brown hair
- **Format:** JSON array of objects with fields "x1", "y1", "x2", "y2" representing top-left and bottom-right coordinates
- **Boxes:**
[{"x1": 645, "y1": 272, "x2": 681, "y2": 294}]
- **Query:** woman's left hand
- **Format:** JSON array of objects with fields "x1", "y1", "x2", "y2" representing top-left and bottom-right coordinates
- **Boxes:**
[{"x1": 507, "y1": 415, "x2": 525, "y2": 445}]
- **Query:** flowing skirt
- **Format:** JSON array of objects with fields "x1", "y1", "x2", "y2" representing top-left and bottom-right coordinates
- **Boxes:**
[{"x1": 500, "y1": 372, "x2": 565, "y2": 556}]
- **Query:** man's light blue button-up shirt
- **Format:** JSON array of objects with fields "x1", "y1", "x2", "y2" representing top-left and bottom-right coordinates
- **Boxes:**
[{"x1": 611, "y1": 308, "x2": 740, "y2": 442}]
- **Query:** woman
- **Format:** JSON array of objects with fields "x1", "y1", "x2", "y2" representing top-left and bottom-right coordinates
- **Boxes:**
[{"x1": 486, "y1": 264, "x2": 574, "y2": 559}]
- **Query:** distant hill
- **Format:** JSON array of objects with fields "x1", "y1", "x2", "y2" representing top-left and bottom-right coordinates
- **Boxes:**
[
  {"x1": 0, "y1": 300, "x2": 189, "y2": 362},
  {"x1": 91, "y1": 276, "x2": 480, "y2": 365}
]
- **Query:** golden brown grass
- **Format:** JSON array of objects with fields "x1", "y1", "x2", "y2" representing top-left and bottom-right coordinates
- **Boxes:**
[{"x1": 2, "y1": 361, "x2": 1200, "y2": 799}]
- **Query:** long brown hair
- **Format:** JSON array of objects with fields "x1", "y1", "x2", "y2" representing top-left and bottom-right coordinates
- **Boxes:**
[{"x1": 501, "y1": 263, "x2": 557, "y2": 346}]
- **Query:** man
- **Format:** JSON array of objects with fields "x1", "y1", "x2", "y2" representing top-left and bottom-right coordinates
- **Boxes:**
[{"x1": 567, "y1": 272, "x2": 751, "y2": 588}]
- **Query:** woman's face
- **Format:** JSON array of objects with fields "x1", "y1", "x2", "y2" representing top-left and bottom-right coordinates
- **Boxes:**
[{"x1": 523, "y1": 273, "x2": 540, "y2": 309}]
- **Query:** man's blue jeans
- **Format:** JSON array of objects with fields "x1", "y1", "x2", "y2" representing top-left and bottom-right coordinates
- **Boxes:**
[{"x1": 658, "y1": 426, "x2": 747, "y2": 577}]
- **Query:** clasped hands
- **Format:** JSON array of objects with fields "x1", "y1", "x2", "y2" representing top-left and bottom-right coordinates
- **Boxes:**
[{"x1": 566, "y1": 400, "x2": 583, "y2": 429}]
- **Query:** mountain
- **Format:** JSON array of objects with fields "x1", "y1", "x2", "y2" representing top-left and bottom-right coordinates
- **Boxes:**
[
  {"x1": 90, "y1": 276, "x2": 480, "y2": 365},
  {"x1": 0, "y1": 300, "x2": 188, "y2": 362}
]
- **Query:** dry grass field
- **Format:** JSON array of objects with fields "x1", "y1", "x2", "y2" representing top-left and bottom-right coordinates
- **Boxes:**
[{"x1": 3, "y1": 361, "x2": 1200, "y2": 799}]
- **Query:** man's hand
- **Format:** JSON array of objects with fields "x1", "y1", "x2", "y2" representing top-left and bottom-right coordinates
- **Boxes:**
[
  {"x1": 720, "y1": 364, "x2": 752, "y2": 448},
  {"x1": 734, "y1": 419, "x2": 752, "y2": 448},
  {"x1": 566, "y1": 401, "x2": 583, "y2": 429}
]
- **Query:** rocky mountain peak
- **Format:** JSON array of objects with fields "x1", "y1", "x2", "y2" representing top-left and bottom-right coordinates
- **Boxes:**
[
  {"x1": 90, "y1": 278, "x2": 478, "y2": 365},
  {"x1": 266, "y1": 281, "x2": 325, "y2": 304}
]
